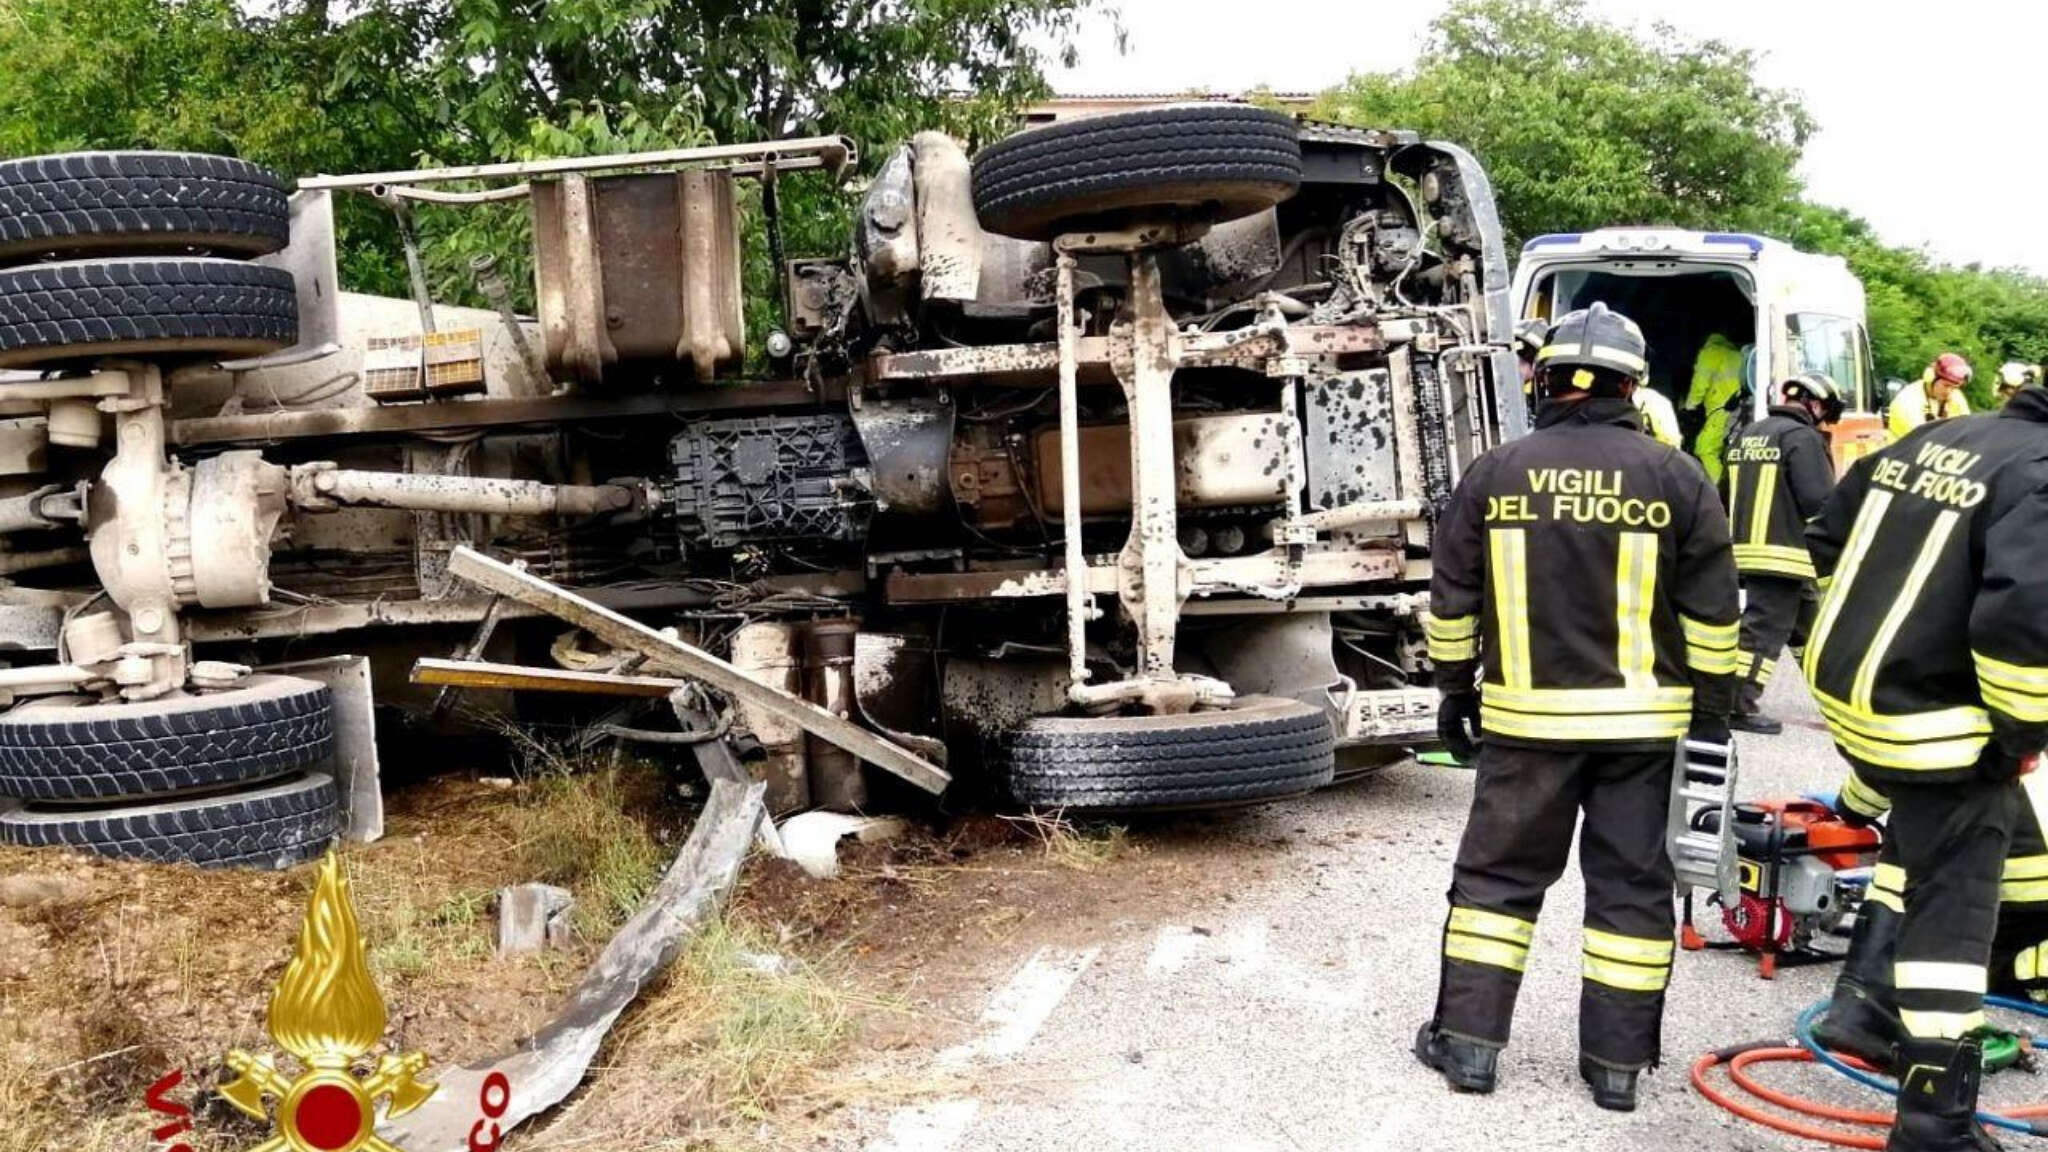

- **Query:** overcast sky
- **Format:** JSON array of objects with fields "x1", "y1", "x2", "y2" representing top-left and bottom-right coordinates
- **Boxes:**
[{"x1": 1050, "y1": 0, "x2": 2037, "y2": 273}]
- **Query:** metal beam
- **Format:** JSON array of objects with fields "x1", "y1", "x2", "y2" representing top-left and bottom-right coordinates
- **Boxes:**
[
  {"x1": 299, "y1": 137, "x2": 856, "y2": 190},
  {"x1": 866, "y1": 325, "x2": 1385, "y2": 386},
  {"x1": 882, "y1": 548, "x2": 1403, "y2": 604},
  {"x1": 413, "y1": 658, "x2": 687, "y2": 699},
  {"x1": 184, "y1": 583, "x2": 715, "y2": 644},
  {"x1": 171, "y1": 382, "x2": 823, "y2": 446},
  {"x1": 446, "y1": 546, "x2": 951, "y2": 795}
]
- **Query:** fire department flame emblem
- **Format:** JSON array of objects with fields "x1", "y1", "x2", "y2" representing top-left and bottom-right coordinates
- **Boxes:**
[{"x1": 219, "y1": 851, "x2": 436, "y2": 1152}]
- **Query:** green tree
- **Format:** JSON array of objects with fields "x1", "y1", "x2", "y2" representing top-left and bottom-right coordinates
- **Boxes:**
[
  {"x1": 0, "y1": 0, "x2": 1099, "y2": 310},
  {"x1": 1315, "y1": 0, "x2": 1813, "y2": 250},
  {"x1": 1317, "y1": 0, "x2": 2048, "y2": 410}
]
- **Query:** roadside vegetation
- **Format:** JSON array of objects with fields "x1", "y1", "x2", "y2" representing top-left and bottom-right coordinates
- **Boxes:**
[
  {"x1": 0, "y1": 0, "x2": 2029, "y2": 401},
  {"x1": 1313, "y1": 0, "x2": 2048, "y2": 407}
]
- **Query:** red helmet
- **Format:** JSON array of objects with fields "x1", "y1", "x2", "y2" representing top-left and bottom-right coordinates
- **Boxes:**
[{"x1": 1931, "y1": 353, "x2": 1972, "y2": 385}]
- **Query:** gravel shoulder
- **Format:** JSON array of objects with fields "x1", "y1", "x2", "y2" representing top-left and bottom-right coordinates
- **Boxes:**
[{"x1": 828, "y1": 671, "x2": 2040, "y2": 1152}]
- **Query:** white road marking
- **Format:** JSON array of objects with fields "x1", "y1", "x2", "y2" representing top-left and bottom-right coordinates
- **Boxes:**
[
  {"x1": 1146, "y1": 925, "x2": 1206, "y2": 975},
  {"x1": 937, "y1": 945, "x2": 1099, "y2": 1067},
  {"x1": 1221, "y1": 920, "x2": 1269, "y2": 971},
  {"x1": 867, "y1": 945, "x2": 1098, "y2": 1151},
  {"x1": 864, "y1": 1099, "x2": 982, "y2": 1152},
  {"x1": 1149, "y1": 919, "x2": 1358, "y2": 1007}
]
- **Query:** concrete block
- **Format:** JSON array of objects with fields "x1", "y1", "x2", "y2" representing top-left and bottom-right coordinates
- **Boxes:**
[{"x1": 498, "y1": 882, "x2": 575, "y2": 957}]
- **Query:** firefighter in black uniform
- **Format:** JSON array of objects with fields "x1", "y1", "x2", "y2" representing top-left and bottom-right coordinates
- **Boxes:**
[
  {"x1": 1814, "y1": 769, "x2": 2048, "y2": 1084},
  {"x1": 1414, "y1": 303, "x2": 1741, "y2": 1111},
  {"x1": 1797, "y1": 379, "x2": 2048, "y2": 1151},
  {"x1": 1722, "y1": 372, "x2": 1843, "y2": 733}
]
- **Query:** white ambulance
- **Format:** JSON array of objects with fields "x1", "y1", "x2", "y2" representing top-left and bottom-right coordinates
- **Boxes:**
[{"x1": 1510, "y1": 228, "x2": 1885, "y2": 465}]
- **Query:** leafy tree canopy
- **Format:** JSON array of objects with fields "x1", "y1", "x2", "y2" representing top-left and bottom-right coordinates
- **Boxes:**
[
  {"x1": 0, "y1": 0, "x2": 1095, "y2": 306},
  {"x1": 1317, "y1": 0, "x2": 2046, "y2": 407}
]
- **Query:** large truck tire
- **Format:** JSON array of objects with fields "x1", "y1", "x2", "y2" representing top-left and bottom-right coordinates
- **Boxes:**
[
  {"x1": 0, "y1": 675, "x2": 334, "y2": 802},
  {"x1": 971, "y1": 104, "x2": 1302, "y2": 242},
  {"x1": 0, "y1": 771, "x2": 339, "y2": 870},
  {"x1": 1000, "y1": 694, "x2": 1335, "y2": 811},
  {"x1": 0, "y1": 256, "x2": 297, "y2": 368},
  {"x1": 0, "y1": 152, "x2": 290, "y2": 264}
]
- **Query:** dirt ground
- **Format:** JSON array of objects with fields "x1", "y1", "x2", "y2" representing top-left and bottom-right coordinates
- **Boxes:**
[{"x1": 0, "y1": 750, "x2": 1279, "y2": 1152}]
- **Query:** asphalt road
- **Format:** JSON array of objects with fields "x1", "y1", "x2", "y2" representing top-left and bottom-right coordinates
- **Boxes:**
[{"x1": 844, "y1": 670, "x2": 2048, "y2": 1152}]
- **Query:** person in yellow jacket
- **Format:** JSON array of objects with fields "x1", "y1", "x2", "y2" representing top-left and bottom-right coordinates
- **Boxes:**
[
  {"x1": 1632, "y1": 386, "x2": 1682, "y2": 447},
  {"x1": 1682, "y1": 333, "x2": 1746, "y2": 483},
  {"x1": 1886, "y1": 352, "x2": 1972, "y2": 439}
]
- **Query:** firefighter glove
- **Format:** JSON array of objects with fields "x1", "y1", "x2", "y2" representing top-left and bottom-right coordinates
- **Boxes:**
[
  {"x1": 1438, "y1": 691, "x2": 1481, "y2": 762},
  {"x1": 1985, "y1": 746, "x2": 2040, "y2": 783},
  {"x1": 1688, "y1": 712, "x2": 1732, "y2": 748}
]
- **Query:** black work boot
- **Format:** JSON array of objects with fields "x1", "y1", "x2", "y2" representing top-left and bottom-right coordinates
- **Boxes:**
[
  {"x1": 1578, "y1": 1055, "x2": 1639, "y2": 1112},
  {"x1": 1889, "y1": 1037, "x2": 2005, "y2": 1151},
  {"x1": 1729, "y1": 711, "x2": 1784, "y2": 735},
  {"x1": 1815, "y1": 907, "x2": 1904, "y2": 1072},
  {"x1": 1413, "y1": 1021, "x2": 1498, "y2": 1093}
]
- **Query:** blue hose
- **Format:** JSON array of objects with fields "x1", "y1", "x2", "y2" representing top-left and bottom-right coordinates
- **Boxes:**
[{"x1": 1795, "y1": 997, "x2": 2048, "y2": 1136}]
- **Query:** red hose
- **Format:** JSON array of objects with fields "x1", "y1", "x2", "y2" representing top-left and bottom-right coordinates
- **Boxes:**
[
  {"x1": 1693, "y1": 1044, "x2": 2048, "y2": 1148},
  {"x1": 1691, "y1": 1046, "x2": 1885, "y2": 1149}
]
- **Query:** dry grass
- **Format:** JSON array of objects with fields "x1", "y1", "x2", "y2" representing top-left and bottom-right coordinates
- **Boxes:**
[
  {"x1": 0, "y1": 746, "x2": 691, "y2": 1152},
  {"x1": 526, "y1": 912, "x2": 866, "y2": 1150},
  {"x1": 511, "y1": 763, "x2": 667, "y2": 941},
  {"x1": 1003, "y1": 811, "x2": 1136, "y2": 872}
]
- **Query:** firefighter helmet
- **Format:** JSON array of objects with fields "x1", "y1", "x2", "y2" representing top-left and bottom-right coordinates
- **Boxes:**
[
  {"x1": 1535, "y1": 303, "x2": 1647, "y2": 394},
  {"x1": 1998, "y1": 361, "x2": 2039, "y2": 394},
  {"x1": 1929, "y1": 353, "x2": 1972, "y2": 386},
  {"x1": 1780, "y1": 372, "x2": 1845, "y2": 423},
  {"x1": 1513, "y1": 317, "x2": 1548, "y2": 360}
]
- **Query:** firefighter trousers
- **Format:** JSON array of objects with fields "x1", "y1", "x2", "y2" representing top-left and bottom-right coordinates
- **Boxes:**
[
  {"x1": 1886, "y1": 775, "x2": 2021, "y2": 1038},
  {"x1": 1994, "y1": 773, "x2": 2048, "y2": 996},
  {"x1": 1838, "y1": 773, "x2": 2048, "y2": 1006},
  {"x1": 1735, "y1": 574, "x2": 1815, "y2": 716},
  {"x1": 1432, "y1": 742, "x2": 1676, "y2": 1069}
]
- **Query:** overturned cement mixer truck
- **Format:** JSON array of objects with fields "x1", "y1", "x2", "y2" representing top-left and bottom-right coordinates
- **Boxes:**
[{"x1": 0, "y1": 104, "x2": 1519, "y2": 867}]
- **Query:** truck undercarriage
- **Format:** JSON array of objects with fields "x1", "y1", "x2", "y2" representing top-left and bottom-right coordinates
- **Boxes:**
[{"x1": 0, "y1": 106, "x2": 1518, "y2": 861}]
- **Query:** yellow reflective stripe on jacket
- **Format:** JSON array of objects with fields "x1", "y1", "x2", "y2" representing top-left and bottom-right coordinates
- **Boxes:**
[
  {"x1": 1868, "y1": 861, "x2": 1905, "y2": 914},
  {"x1": 1813, "y1": 689, "x2": 1991, "y2": 771},
  {"x1": 1814, "y1": 690, "x2": 1992, "y2": 742},
  {"x1": 1851, "y1": 509, "x2": 1960, "y2": 712},
  {"x1": 1481, "y1": 684, "x2": 1693, "y2": 741},
  {"x1": 1732, "y1": 543, "x2": 1818, "y2": 580},
  {"x1": 1725, "y1": 465, "x2": 1742, "y2": 539},
  {"x1": 1489, "y1": 529, "x2": 1532, "y2": 690},
  {"x1": 2016, "y1": 943, "x2": 2048, "y2": 983},
  {"x1": 1449, "y1": 907, "x2": 1535, "y2": 946},
  {"x1": 1839, "y1": 771, "x2": 1890, "y2": 819},
  {"x1": 1805, "y1": 491, "x2": 1894, "y2": 684},
  {"x1": 1977, "y1": 651, "x2": 2048, "y2": 723},
  {"x1": 1895, "y1": 961, "x2": 1987, "y2": 995},
  {"x1": 1484, "y1": 684, "x2": 1695, "y2": 714},
  {"x1": 1747, "y1": 463, "x2": 1778, "y2": 546},
  {"x1": 1425, "y1": 613, "x2": 1479, "y2": 663},
  {"x1": 1900, "y1": 1008, "x2": 1986, "y2": 1039},
  {"x1": 1481, "y1": 706, "x2": 1690, "y2": 742},
  {"x1": 1583, "y1": 928, "x2": 1674, "y2": 965},
  {"x1": 1615, "y1": 533, "x2": 1658, "y2": 688},
  {"x1": 1682, "y1": 614, "x2": 1739, "y2": 676}
]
